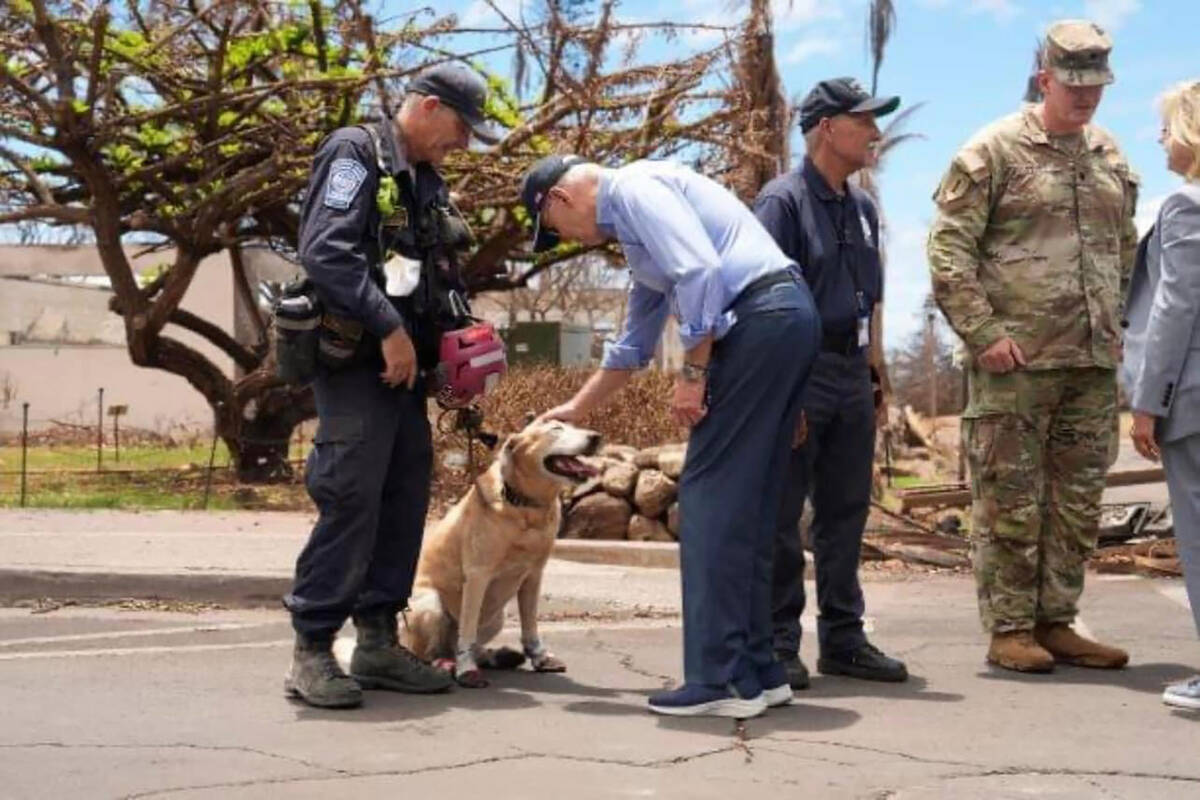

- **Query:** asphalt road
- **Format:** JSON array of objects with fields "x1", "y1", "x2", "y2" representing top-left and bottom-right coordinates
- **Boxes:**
[{"x1": 1, "y1": 572, "x2": 1197, "y2": 800}]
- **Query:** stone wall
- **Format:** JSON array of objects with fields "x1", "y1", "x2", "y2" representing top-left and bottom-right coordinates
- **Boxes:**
[{"x1": 561, "y1": 443, "x2": 686, "y2": 542}]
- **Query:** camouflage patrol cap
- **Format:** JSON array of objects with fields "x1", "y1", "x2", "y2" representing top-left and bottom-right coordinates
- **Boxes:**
[{"x1": 1043, "y1": 19, "x2": 1114, "y2": 86}]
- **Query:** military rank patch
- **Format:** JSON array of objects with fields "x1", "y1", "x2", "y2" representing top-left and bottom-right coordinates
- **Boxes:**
[{"x1": 324, "y1": 158, "x2": 368, "y2": 210}]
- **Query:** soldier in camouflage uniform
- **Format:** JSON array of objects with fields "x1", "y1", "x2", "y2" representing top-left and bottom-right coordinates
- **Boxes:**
[{"x1": 927, "y1": 20, "x2": 1138, "y2": 673}]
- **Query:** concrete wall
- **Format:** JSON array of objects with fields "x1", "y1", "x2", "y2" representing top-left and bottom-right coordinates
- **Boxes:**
[
  {"x1": 0, "y1": 246, "x2": 295, "y2": 434},
  {"x1": 0, "y1": 346, "x2": 216, "y2": 433}
]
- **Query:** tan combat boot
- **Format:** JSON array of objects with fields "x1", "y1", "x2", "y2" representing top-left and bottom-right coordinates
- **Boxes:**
[
  {"x1": 1034, "y1": 623, "x2": 1129, "y2": 669},
  {"x1": 987, "y1": 631, "x2": 1056, "y2": 673}
]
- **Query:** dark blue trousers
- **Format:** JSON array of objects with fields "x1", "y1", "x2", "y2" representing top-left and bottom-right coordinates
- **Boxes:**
[
  {"x1": 771, "y1": 351, "x2": 875, "y2": 656},
  {"x1": 284, "y1": 363, "x2": 433, "y2": 638},
  {"x1": 678, "y1": 280, "x2": 819, "y2": 691}
]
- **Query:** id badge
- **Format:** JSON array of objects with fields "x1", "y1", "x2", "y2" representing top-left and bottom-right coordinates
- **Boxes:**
[{"x1": 856, "y1": 291, "x2": 870, "y2": 348}]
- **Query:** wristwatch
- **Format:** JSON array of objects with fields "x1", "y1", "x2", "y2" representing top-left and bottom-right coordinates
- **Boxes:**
[{"x1": 680, "y1": 362, "x2": 709, "y2": 382}]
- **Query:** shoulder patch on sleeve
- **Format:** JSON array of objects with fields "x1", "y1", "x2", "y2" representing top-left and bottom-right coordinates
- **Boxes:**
[
  {"x1": 324, "y1": 158, "x2": 369, "y2": 210},
  {"x1": 955, "y1": 149, "x2": 990, "y2": 182},
  {"x1": 932, "y1": 149, "x2": 990, "y2": 209}
]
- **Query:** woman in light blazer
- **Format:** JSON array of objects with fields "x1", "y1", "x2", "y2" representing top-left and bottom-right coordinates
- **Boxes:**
[{"x1": 1122, "y1": 79, "x2": 1200, "y2": 710}]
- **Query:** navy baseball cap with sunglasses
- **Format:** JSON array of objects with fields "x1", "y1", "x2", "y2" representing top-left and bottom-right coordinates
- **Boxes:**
[{"x1": 519, "y1": 154, "x2": 592, "y2": 252}]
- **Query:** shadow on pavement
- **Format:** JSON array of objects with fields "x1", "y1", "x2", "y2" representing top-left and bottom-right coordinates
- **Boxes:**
[
  {"x1": 803, "y1": 674, "x2": 964, "y2": 703},
  {"x1": 487, "y1": 669, "x2": 627, "y2": 698},
  {"x1": 290, "y1": 684, "x2": 541, "y2": 722},
  {"x1": 558, "y1": 698, "x2": 861, "y2": 736},
  {"x1": 976, "y1": 661, "x2": 1195, "y2": 694}
]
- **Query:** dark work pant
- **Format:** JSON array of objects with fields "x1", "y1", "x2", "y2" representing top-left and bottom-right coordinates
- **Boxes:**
[
  {"x1": 284, "y1": 363, "x2": 433, "y2": 638},
  {"x1": 678, "y1": 280, "x2": 819, "y2": 690},
  {"x1": 771, "y1": 351, "x2": 875, "y2": 657}
]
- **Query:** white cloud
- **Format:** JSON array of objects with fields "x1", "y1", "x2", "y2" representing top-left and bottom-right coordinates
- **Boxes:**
[
  {"x1": 1082, "y1": 0, "x2": 1142, "y2": 30},
  {"x1": 783, "y1": 35, "x2": 843, "y2": 64},
  {"x1": 772, "y1": 0, "x2": 845, "y2": 31},
  {"x1": 969, "y1": 0, "x2": 1022, "y2": 22},
  {"x1": 881, "y1": 218, "x2": 935, "y2": 349},
  {"x1": 1136, "y1": 192, "x2": 1166, "y2": 236},
  {"x1": 916, "y1": 0, "x2": 1023, "y2": 23},
  {"x1": 459, "y1": 0, "x2": 527, "y2": 28}
]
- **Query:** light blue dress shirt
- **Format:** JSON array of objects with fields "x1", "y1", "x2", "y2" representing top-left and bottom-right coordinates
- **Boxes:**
[{"x1": 597, "y1": 160, "x2": 797, "y2": 370}]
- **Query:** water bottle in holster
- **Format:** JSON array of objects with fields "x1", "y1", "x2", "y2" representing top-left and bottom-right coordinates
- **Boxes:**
[{"x1": 272, "y1": 278, "x2": 321, "y2": 386}]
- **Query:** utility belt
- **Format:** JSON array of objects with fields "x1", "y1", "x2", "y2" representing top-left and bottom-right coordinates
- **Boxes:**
[{"x1": 271, "y1": 271, "x2": 462, "y2": 387}]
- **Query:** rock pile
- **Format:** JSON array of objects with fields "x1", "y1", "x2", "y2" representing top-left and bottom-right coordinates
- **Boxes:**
[{"x1": 561, "y1": 443, "x2": 686, "y2": 542}]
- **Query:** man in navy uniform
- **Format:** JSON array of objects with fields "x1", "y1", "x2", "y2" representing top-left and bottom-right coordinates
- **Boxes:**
[
  {"x1": 754, "y1": 78, "x2": 908, "y2": 689},
  {"x1": 282, "y1": 63, "x2": 500, "y2": 709}
]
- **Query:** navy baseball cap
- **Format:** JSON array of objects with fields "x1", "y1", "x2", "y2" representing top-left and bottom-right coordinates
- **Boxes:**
[
  {"x1": 519, "y1": 154, "x2": 591, "y2": 252},
  {"x1": 799, "y1": 77, "x2": 900, "y2": 133},
  {"x1": 409, "y1": 63, "x2": 502, "y2": 145}
]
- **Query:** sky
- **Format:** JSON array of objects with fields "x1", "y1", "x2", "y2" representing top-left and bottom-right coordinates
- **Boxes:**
[{"x1": 430, "y1": 0, "x2": 1199, "y2": 350}]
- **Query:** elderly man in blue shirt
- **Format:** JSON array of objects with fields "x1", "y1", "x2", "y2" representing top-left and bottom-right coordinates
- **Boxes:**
[{"x1": 522, "y1": 155, "x2": 821, "y2": 718}]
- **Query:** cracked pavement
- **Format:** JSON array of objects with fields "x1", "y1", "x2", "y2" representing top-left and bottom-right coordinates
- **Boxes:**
[{"x1": 1, "y1": 572, "x2": 1199, "y2": 799}]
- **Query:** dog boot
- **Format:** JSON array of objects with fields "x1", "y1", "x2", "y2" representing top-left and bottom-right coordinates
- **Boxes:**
[
  {"x1": 986, "y1": 631, "x2": 1055, "y2": 673},
  {"x1": 1034, "y1": 623, "x2": 1129, "y2": 669},
  {"x1": 524, "y1": 638, "x2": 567, "y2": 672},
  {"x1": 284, "y1": 634, "x2": 362, "y2": 709},
  {"x1": 350, "y1": 608, "x2": 454, "y2": 693},
  {"x1": 454, "y1": 647, "x2": 489, "y2": 688}
]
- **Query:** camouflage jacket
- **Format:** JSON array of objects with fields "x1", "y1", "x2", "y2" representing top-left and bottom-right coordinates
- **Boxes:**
[{"x1": 927, "y1": 104, "x2": 1139, "y2": 370}]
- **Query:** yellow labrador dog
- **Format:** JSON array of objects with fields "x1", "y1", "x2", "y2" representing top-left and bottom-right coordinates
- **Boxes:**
[{"x1": 402, "y1": 419, "x2": 601, "y2": 688}]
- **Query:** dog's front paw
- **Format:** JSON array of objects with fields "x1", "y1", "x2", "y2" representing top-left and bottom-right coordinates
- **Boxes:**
[
  {"x1": 456, "y1": 669, "x2": 489, "y2": 688},
  {"x1": 453, "y1": 648, "x2": 489, "y2": 688}
]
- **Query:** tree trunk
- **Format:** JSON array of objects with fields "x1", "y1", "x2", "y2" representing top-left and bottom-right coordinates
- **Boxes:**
[
  {"x1": 225, "y1": 370, "x2": 316, "y2": 483},
  {"x1": 220, "y1": 403, "x2": 298, "y2": 482}
]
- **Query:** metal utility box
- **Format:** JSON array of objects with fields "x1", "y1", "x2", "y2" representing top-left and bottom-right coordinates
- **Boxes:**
[{"x1": 505, "y1": 322, "x2": 593, "y2": 367}]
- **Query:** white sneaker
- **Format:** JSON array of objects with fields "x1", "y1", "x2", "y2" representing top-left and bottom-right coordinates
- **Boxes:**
[
  {"x1": 648, "y1": 684, "x2": 769, "y2": 718},
  {"x1": 763, "y1": 684, "x2": 793, "y2": 707},
  {"x1": 1163, "y1": 676, "x2": 1200, "y2": 710}
]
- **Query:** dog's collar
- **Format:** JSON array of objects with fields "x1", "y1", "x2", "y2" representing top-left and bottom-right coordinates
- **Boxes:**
[
  {"x1": 501, "y1": 481, "x2": 543, "y2": 509},
  {"x1": 475, "y1": 477, "x2": 546, "y2": 510}
]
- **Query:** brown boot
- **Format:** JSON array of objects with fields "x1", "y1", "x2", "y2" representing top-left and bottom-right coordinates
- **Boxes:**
[
  {"x1": 987, "y1": 631, "x2": 1055, "y2": 673},
  {"x1": 1034, "y1": 623, "x2": 1128, "y2": 669}
]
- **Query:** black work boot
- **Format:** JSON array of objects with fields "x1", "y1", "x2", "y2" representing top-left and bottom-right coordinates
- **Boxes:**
[
  {"x1": 350, "y1": 608, "x2": 454, "y2": 694},
  {"x1": 818, "y1": 641, "x2": 908, "y2": 683},
  {"x1": 284, "y1": 634, "x2": 363, "y2": 709},
  {"x1": 775, "y1": 652, "x2": 811, "y2": 690}
]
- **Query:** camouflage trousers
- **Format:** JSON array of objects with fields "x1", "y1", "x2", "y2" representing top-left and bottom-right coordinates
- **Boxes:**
[{"x1": 962, "y1": 367, "x2": 1118, "y2": 633}]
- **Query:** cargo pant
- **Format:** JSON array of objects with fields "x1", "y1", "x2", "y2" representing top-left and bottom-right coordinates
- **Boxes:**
[
  {"x1": 962, "y1": 367, "x2": 1118, "y2": 633},
  {"x1": 284, "y1": 363, "x2": 433, "y2": 638}
]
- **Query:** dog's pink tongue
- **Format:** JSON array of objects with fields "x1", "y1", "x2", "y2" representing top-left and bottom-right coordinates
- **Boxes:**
[{"x1": 550, "y1": 455, "x2": 598, "y2": 478}]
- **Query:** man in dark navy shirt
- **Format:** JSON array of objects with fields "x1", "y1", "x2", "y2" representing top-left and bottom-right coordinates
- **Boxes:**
[
  {"x1": 282, "y1": 63, "x2": 500, "y2": 709},
  {"x1": 754, "y1": 77, "x2": 908, "y2": 688}
]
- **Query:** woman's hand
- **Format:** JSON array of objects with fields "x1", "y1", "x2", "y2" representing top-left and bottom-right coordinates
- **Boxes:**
[{"x1": 1130, "y1": 411, "x2": 1160, "y2": 462}]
